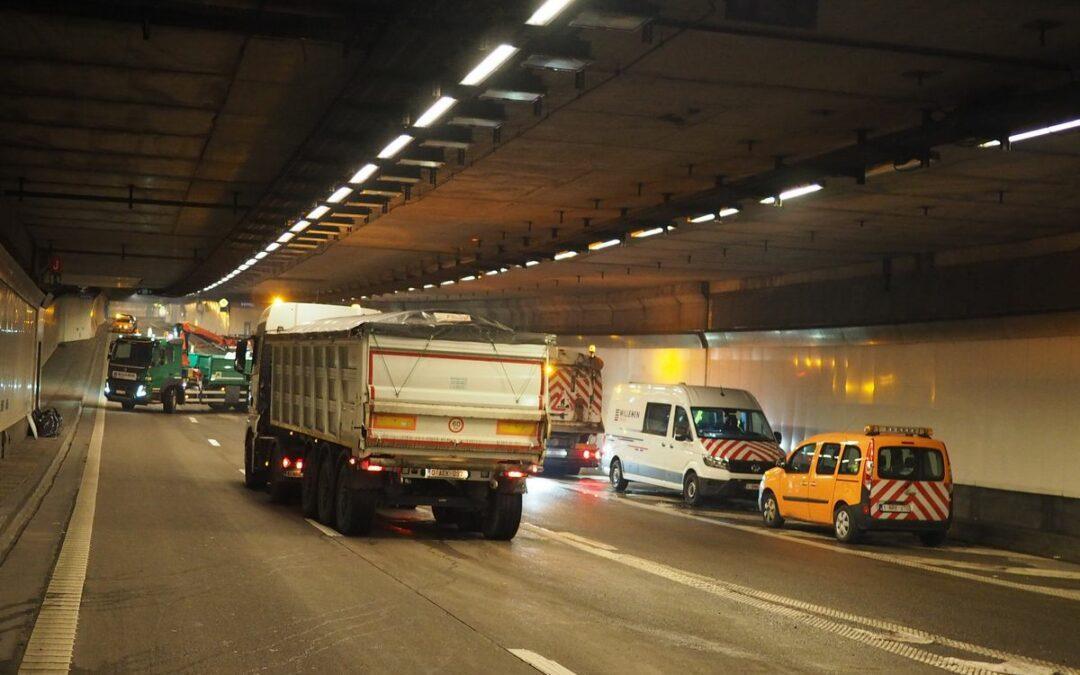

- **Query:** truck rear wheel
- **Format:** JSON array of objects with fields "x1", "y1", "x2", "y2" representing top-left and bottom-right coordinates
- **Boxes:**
[
  {"x1": 243, "y1": 438, "x2": 265, "y2": 490},
  {"x1": 335, "y1": 463, "x2": 378, "y2": 536},
  {"x1": 316, "y1": 454, "x2": 337, "y2": 526},
  {"x1": 300, "y1": 448, "x2": 320, "y2": 518},
  {"x1": 482, "y1": 493, "x2": 522, "y2": 540}
]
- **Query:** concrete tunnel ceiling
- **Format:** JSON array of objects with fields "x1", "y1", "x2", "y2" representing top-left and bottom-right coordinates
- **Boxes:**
[{"x1": 2, "y1": 1, "x2": 1079, "y2": 305}]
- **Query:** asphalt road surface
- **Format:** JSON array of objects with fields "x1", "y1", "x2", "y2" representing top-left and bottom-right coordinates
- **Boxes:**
[{"x1": 13, "y1": 396, "x2": 1080, "y2": 673}]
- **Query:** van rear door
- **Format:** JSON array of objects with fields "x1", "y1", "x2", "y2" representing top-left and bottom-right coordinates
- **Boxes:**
[{"x1": 869, "y1": 445, "x2": 951, "y2": 522}]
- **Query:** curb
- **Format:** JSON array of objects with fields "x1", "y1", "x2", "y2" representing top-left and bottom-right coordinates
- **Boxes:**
[{"x1": 0, "y1": 403, "x2": 84, "y2": 566}]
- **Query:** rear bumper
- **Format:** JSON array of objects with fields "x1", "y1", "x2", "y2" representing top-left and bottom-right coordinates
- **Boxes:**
[{"x1": 857, "y1": 513, "x2": 951, "y2": 533}]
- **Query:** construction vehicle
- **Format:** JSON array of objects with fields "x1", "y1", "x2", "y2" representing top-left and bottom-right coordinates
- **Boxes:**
[
  {"x1": 236, "y1": 302, "x2": 552, "y2": 540},
  {"x1": 109, "y1": 312, "x2": 138, "y2": 334},
  {"x1": 104, "y1": 336, "x2": 191, "y2": 412},
  {"x1": 172, "y1": 322, "x2": 249, "y2": 410},
  {"x1": 543, "y1": 346, "x2": 604, "y2": 475}
]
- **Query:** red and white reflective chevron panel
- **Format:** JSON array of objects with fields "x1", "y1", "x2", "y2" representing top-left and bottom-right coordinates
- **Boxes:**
[
  {"x1": 548, "y1": 368, "x2": 573, "y2": 412},
  {"x1": 701, "y1": 438, "x2": 784, "y2": 463},
  {"x1": 869, "y1": 479, "x2": 951, "y2": 521}
]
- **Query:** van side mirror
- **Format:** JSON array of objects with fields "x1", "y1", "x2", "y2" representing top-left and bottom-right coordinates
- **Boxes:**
[
  {"x1": 774, "y1": 432, "x2": 782, "y2": 444},
  {"x1": 674, "y1": 430, "x2": 691, "y2": 442},
  {"x1": 775, "y1": 457, "x2": 786, "y2": 469},
  {"x1": 234, "y1": 339, "x2": 247, "y2": 373}
]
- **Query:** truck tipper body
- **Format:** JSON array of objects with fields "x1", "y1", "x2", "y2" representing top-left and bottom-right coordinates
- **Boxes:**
[
  {"x1": 238, "y1": 303, "x2": 552, "y2": 540},
  {"x1": 543, "y1": 346, "x2": 604, "y2": 475},
  {"x1": 173, "y1": 322, "x2": 249, "y2": 410}
]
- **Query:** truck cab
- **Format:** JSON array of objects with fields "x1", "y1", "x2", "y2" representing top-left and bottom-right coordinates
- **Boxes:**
[{"x1": 105, "y1": 336, "x2": 189, "y2": 412}]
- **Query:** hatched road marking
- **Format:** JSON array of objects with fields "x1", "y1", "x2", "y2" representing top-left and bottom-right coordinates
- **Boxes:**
[
  {"x1": 552, "y1": 481, "x2": 1080, "y2": 602},
  {"x1": 207, "y1": 438, "x2": 220, "y2": 447},
  {"x1": 19, "y1": 355, "x2": 108, "y2": 673},
  {"x1": 524, "y1": 525, "x2": 1074, "y2": 675},
  {"x1": 508, "y1": 649, "x2": 576, "y2": 675}
]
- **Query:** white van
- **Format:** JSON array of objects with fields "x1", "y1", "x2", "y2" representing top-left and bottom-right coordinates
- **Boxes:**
[{"x1": 601, "y1": 383, "x2": 785, "y2": 505}]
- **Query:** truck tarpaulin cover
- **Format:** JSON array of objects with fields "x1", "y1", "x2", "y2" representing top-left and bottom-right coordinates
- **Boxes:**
[{"x1": 275, "y1": 310, "x2": 553, "y2": 346}]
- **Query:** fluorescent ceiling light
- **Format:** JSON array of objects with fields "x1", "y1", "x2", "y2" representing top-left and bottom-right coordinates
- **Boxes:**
[
  {"x1": 460, "y1": 275, "x2": 476, "y2": 282},
  {"x1": 238, "y1": 264, "x2": 250, "y2": 271},
  {"x1": 631, "y1": 227, "x2": 663, "y2": 238},
  {"x1": 348, "y1": 163, "x2": 378, "y2": 184},
  {"x1": 1008, "y1": 117, "x2": 1080, "y2": 143},
  {"x1": 265, "y1": 242, "x2": 281, "y2": 252},
  {"x1": 254, "y1": 251, "x2": 267, "y2": 260},
  {"x1": 277, "y1": 231, "x2": 295, "y2": 243},
  {"x1": 423, "y1": 283, "x2": 435, "y2": 289},
  {"x1": 377, "y1": 134, "x2": 413, "y2": 159},
  {"x1": 440, "y1": 280, "x2": 455, "y2": 286},
  {"x1": 553, "y1": 250, "x2": 578, "y2": 261},
  {"x1": 485, "y1": 269, "x2": 500, "y2": 276},
  {"x1": 327, "y1": 187, "x2": 353, "y2": 204},
  {"x1": 761, "y1": 183, "x2": 823, "y2": 204},
  {"x1": 525, "y1": 260, "x2": 540, "y2": 267},
  {"x1": 588, "y1": 238, "x2": 620, "y2": 251},
  {"x1": 414, "y1": 96, "x2": 457, "y2": 128},
  {"x1": 718, "y1": 207, "x2": 741, "y2": 218},
  {"x1": 689, "y1": 213, "x2": 715, "y2": 223},
  {"x1": 408, "y1": 287, "x2": 416, "y2": 292},
  {"x1": 246, "y1": 258, "x2": 259, "y2": 266},
  {"x1": 978, "y1": 140, "x2": 1001, "y2": 148},
  {"x1": 307, "y1": 205, "x2": 330, "y2": 220},
  {"x1": 290, "y1": 220, "x2": 310, "y2": 233},
  {"x1": 460, "y1": 44, "x2": 519, "y2": 86},
  {"x1": 526, "y1": 0, "x2": 574, "y2": 26}
]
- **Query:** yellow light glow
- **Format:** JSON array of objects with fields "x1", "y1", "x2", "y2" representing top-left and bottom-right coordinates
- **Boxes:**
[
  {"x1": 544, "y1": 363, "x2": 556, "y2": 377},
  {"x1": 271, "y1": 296, "x2": 284, "y2": 305}
]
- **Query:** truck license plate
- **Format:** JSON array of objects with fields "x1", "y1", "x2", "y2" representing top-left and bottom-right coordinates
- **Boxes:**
[
  {"x1": 881, "y1": 503, "x2": 910, "y2": 513},
  {"x1": 546, "y1": 449, "x2": 567, "y2": 458},
  {"x1": 424, "y1": 468, "x2": 469, "y2": 479},
  {"x1": 744, "y1": 482, "x2": 759, "y2": 490},
  {"x1": 112, "y1": 371, "x2": 137, "y2": 381}
]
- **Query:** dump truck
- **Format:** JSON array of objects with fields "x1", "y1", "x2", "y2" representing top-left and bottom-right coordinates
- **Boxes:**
[
  {"x1": 236, "y1": 302, "x2": 551, "y2": 540},
  {"x1": 543, "y1": 346, "x2": 604, "y2": 475}
]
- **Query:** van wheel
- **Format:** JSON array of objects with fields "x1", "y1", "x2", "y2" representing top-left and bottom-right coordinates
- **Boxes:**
[
  {"x1": 300, "y1": 448, "x2": 320, "y2": 518},
  {"x1": 833, "y1": 504, "x2": 861, "y2": 544},
  {"x1": 316, "y1": 454, "x2": 338, "y2": 526},
  {"x1": 761, "y1": 491, "x2": 784, "y2": 528},
  {"x1": 482, "y1": 494, "x2": 522, "y2": 540},
  {"x1": 683, "y1": 472, "x2": 704, "y2": 506},
  {"x1": 335, "y1": 462, "x2": 378, "y2": 536},
  {"x1": 918, "y1": 531, "x2": 947, "y2": 547},
  {"x1": 610, "y1": 459, "x2": 629, "y2": 492},
  {"x1": 162, "y1": 387, "x2": 177, "y2": 414}
]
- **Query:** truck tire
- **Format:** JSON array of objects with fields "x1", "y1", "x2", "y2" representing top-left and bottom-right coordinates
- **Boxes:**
[
  {"x1": 431, "y1": 505, "x2": 456, "y2": 526},
  {"x1": 335, "y1": 462, "x2": 378, "y2": 536},
  {"x1": 482, "y1": 493, "x2": 522, "y2": 540},
  {"x1": 316, "y1": 454, "x2": 338, "y2": 526},
  {"x1": 121, "y1": 401, "x2": 135, "y2": 411},
  {"x1": 300, "y1": 448, "x2": 321, "y2": 518},
  {"x1": 162, "y1": 387, "x2": 177, "y2": 414}
]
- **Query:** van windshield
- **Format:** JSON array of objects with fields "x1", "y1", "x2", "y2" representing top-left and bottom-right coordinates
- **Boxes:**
[
  {"x1": 111, "y1": 340, "x2": 153, "y2": 366},
  {"x1": 691, "y1": 407, "x2": 774, "y2": 441}
]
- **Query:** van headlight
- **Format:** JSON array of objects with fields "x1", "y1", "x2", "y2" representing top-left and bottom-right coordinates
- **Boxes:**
[
  {"x1": 703, "y1": 454, "x2": 729, "y2": 469},
  {"x1": 136, "y1": 384, "x2": 147, "y2": 398},
  {"x1": 104, "y1": 382, "x2": 111, "y2": 395}
]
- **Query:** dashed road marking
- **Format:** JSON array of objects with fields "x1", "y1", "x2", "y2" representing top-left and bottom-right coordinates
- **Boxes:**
[
  {"x1": 508, "y1": 649, "x2": 576, "y2": 675},
  {"x1": 238, "y1": 469, "x2": 246, "y2": 475},
  {"x1": 20, "y1": 355, "x2": 109, "y2": 673},
  {"x1": 304, "y1": 518, "x2": 341, "y2": 538},
  {"x1": 188, "y1": 416, "x2": 198, "y2": 423},
  {"x1": 207, "y1": 438, "x2": 220, "y2": 447},
  {"x1": 553, "y1": 482, "x2": 1080, "y2": 602},
  {"x1": 524, "y1": 525, "x2": 1074, "y2": 675}
]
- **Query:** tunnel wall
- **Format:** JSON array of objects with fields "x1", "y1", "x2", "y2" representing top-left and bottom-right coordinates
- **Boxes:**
[
  {"x1": 109, "y1": 297, "x2": 263, "y2": 338},
  {"x1": 0, "y1": 241, "x2": 42, "y2": 435}
]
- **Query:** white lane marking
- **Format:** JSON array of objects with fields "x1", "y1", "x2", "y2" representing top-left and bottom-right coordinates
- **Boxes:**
[
  {"x1": 188, "y1": 416, "x2": 198, "y2": 423},
  {"x1": 555, "y1": 482, "x2": 1080, "y2": 602},
  {"x1": 20, "y1": 353, "x2": 109, "y2": 672},
  {"x1": 238, "y1": 469, "x2": 246, "y2": 475},
  {"x1": 524, "y1": 525, "x2": 1073, "y2": 675},
  {"x1": 207, "y1": 438, "x2": 220, "y2": 447},
  {"x1": 305, "y1": 518, "x2": 341, "y2": 538},
  {"x1": 508, "y1": 649, "x2": 576, "y2": 675}
]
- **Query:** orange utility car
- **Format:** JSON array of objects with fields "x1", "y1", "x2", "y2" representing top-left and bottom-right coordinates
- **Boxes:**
[{"x1": 759, "y1": 425, "x2": 952, "y2": 545}]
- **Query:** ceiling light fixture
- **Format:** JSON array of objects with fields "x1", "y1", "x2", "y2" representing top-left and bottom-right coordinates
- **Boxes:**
[
  {"x1": 265, "y1": 242, "x2": 281, "y2": 252},
  {"x1": 414, "y1": 96, "x2": 458, "y2": 127},
  {"x1": 238, "y1": 264, "x2": 250, "y2": 271},
  {"x1": 246, "y1": 258, "x2": 259, "y2": 266},
  {"x1": 440, "y1": 280, "x2": 456, "y2": 286},
  {"x1": 460, "y1": 275, "x2": 477, "y2": 282},
  {"x1": 485, "y1": 269, "x2": 500, "y2": 276},
  {"x1": 980, "y1": 117, "x2": 1080, "y2": 148},
  {"x1": 327, "y1": 187, "x2": 353, "y2": 204},
  {"x1": 255, "y1": 252, "x2": 267, "y2": 260},
  {"x1": 553, "y1": 250, "x2": 578, "y2": 261},
  {"x1": 460, "y1": 44, "x2": 519, "y2": 86},
  {"x1": 760, "y1": 183, "x2": 823, "y2": 205},
  {"x1": 290, "y1": 220, "x2": 310, "y2": 233},
  {"x1": 630, "y1": 227, "x2": 663, "y2": 238},
  {"x1": 718, "y1": 207, "x2": 741, "y2": 218},
  {"x1": 377, "y1": 134, "x2": 414, "y2": 159},
  {"x1": 423, "y1": 283, "x2": 435, "y2": 289},
  {"x1": 526, "y1": 0, "x2": 575, "y2": 26},
  {"x1": 688, "y1": 213, "x2": 715, "y2": 223},
  {"x1": 588, "y1": 238, "x2": 620, "y2": 251},
  {"x1": 277, "y1": 231, "x2": 295, "y2": 243},
  {"x1": 348, "y1": 163, "x2": 379, "y2": 184},
  {"x1": 307, "y1": 205, "x2": 330, "y2": 220},
  {"x1": 525, "y1": 259, "x2": 540, "y2": 267}
]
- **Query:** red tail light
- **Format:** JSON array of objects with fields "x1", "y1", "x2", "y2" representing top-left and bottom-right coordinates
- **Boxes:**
[
  {"x1": 295, "y1": 459, "x2": 304, "y2": 471},
  {"x1": 504, "y1": 469, "x2": 527, "y2": 479},
  {"x1": 582, "y1": 450, "x2": 591, "y2": 459},
  {"x1": 359, "y1": 459, "x2": 384, "y2": 472},
  {"x1": 281, "y1": 457, "x2": 292, "y2": 469}
]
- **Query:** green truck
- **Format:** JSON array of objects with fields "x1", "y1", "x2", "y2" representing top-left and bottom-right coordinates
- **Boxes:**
[
  {"x1": 105, "y1": 336, "x2": 191, "y2": 412},
  {"x1": 187, "y1": 351, "x2": 248, "y2": 411}
]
